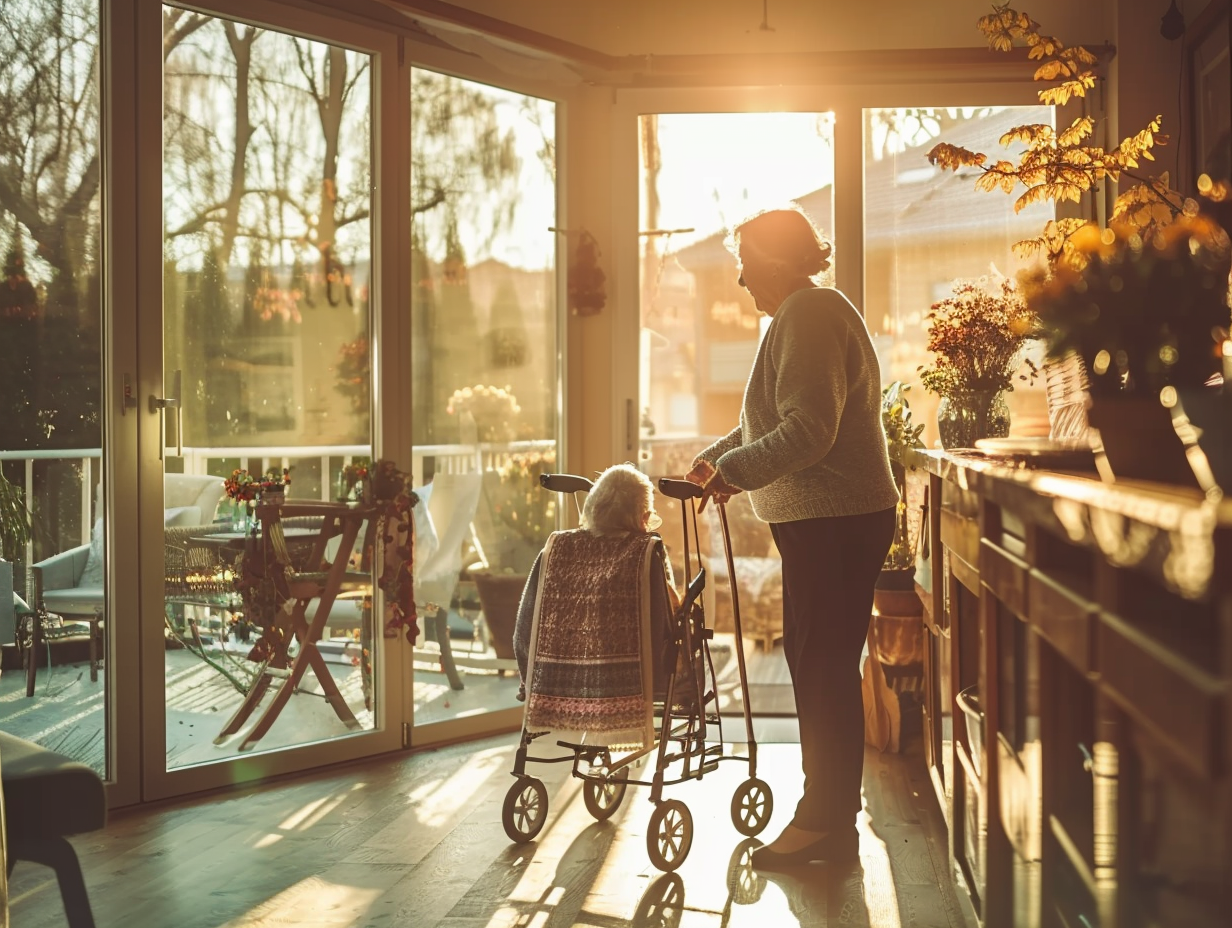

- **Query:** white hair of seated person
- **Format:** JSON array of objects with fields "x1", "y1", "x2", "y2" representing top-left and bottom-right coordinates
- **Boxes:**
[{"x1": 581, "y1": 463, "x2": 662, "y2": 536}]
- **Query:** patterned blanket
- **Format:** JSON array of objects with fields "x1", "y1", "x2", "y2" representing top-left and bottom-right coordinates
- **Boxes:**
[{"x1": 524, "y1": 530, "x2": 659, "y2": 750}]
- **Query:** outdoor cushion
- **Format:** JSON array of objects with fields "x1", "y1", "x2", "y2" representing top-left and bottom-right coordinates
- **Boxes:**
[{"x1": 39, "y1": 585, "x2": 105, "y2": 618}]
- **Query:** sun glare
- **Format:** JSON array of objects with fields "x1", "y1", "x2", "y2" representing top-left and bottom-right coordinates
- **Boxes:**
[{"x1": 646, "y1": 111, "x2": 836, "y2": 250}]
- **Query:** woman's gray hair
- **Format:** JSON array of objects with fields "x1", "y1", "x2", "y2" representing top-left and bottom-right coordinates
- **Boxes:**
[
  {"x1": 582, "y1": 463, "x2": 657, "y2": 535},
  {"x1": 728, "y1": 205, "x2": 833, "y2": 279}
]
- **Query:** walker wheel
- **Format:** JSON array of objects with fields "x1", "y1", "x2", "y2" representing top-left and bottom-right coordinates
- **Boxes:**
[
  {"x1": 647, "y1": 798, "x2": 693, "y2": 871},
  {"x1": 730, "y1": 777, "x2": 773, "y2": 837},
  {"x1": 583, "y1": 766, "x2": 629, "y2": 821},
  {"x1": 502, "y1": 776, "x2": 548, "y2": 843}
]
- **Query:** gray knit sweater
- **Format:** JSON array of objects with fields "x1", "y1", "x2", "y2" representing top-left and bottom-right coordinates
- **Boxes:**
[{"x1": 697, "y1": 287, "x2": 899, "y2": 523}]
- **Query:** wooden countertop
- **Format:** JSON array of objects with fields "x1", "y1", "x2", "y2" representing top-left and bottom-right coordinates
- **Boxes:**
[{"x1": 909, "y1": 448, "x2": 1232, "y2": 600}]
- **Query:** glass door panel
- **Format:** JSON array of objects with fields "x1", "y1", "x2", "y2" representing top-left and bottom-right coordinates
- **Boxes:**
[
  {"x1": 161, "y1": 8, "x2": 376, "y2": 767},
  {"x1": 637, "y1": 111, "x2": 835, "y2": 718},
  {"x1": 409, "y1": 68, "x2": 558, "y2": 729},
  {"x1": 0, "y1": 0, "x2": 107, "y2": 776}
]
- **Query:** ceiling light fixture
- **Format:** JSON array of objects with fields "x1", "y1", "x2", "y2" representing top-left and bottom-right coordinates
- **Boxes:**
[{"x1": 759, "y1": 0, "x2": 775, "y2": 32}]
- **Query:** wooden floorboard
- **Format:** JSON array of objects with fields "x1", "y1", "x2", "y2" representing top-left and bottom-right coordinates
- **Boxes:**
[{"x1": 8, "y1": 720, "x2": 977, "y2": 928}]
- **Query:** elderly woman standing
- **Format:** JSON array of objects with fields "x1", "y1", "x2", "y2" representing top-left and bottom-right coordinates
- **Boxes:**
[{"x1": 687, "y1": 208, "x2": 898, "y2": 869}]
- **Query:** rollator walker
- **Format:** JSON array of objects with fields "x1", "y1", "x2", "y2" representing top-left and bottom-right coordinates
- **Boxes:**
[{"x1": 501, "y1": 472, "x2": 772, "y2": 872}]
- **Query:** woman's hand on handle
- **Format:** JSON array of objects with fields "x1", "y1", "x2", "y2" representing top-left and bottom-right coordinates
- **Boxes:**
[
  {"x1": 699, "y1": 476, "x2": 741, "y2": 513},
  {"x1": 684, "y1": 459, "x2": 716, "y2": 488},
  {"x1": 685, "y1": 459, "x2": 741, "y2": 513}
]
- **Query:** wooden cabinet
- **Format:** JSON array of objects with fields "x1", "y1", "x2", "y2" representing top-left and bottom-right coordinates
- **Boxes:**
[{"x1": 914, "y1": 451, "x2": 1232, "y2": 927}]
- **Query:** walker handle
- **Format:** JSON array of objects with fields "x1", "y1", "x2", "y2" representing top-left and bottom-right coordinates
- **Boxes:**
[
  {"x1": 539, "y1": 473, "x2": 594, "y2": 494},
  {"x1": 657, "y1": 477, "x2": 704, "y2": 501}
]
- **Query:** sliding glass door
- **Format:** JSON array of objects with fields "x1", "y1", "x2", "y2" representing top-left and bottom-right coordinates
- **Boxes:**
[{"x1": 138, "y1": 0, "x2": 405, "y2": 798}]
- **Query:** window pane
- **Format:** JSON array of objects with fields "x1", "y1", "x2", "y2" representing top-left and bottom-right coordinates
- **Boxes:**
[
  {"x1": 0, "y1": 0, "x2": 105, "y2": 775},
  {"x1": 410, "y1": 68, "x2": 557, "y2": 725},
  {"x1": 163, "y1": 11, "x2": 376, "y2": 767},
  {"x1": 864, "y1": 106, "x2": 1054, "y2": 447}
]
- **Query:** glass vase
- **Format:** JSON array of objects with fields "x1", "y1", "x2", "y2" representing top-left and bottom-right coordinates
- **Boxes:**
[
  {"x1": 936, "y1": 390, "x2": 1010, "y2": 450},
  {"x1": 231, "y1": 499, "x2": 253, "y2": 533}
]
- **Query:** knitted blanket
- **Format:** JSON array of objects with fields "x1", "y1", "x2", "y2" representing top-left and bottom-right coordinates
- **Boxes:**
[{"x1": 524, "y1": 530, "x2": 659, "y2": 750}]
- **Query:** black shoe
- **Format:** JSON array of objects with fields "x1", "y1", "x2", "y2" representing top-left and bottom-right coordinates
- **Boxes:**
[{"x1": 750, "y1": 829, "x2": 859, "y2": 870}]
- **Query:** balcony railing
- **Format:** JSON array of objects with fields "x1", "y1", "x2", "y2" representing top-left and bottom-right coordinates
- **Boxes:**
[{"x1": 0, "y1": 439, "x2": 556, "y2": 567}]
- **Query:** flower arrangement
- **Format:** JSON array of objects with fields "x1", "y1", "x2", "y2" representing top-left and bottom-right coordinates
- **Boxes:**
[
  {"x1": 1025, "y1": 213, "x2": 1232, "y2": 397},
  {"x1": 337, "y1": 458, "x2": 370, "y2": 500},
  {"x1": 918, "y1": 274, "x2": 1040, "y2": 398},
  {"x1": 446, "y1": 384, "x2": 521, "y2": 442},
  {"x1": 224, "y1": 467, "x2": 291, "y2": 501}
]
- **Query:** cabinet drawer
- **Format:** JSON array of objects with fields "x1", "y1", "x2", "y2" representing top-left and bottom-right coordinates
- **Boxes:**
[
  {"x1": 981, "y1": 538, "x2": 1027, "y2": 618},
  {"x1": 1098, "y1": 612, "x2": 1224, "y2": 778},
  {"x1": 1028, "y1": 570, "x2": 1097, "y2": 675},
  {"x1": 940, "y1": 507, "x2": 980, "y2": 570}
]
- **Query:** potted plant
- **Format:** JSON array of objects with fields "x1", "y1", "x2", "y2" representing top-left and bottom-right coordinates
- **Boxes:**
[
  {"x1": 876, "y1": 381, "x2": 926, "y2": 602},
  {"x1": 1025, "y1": 211, "x2": 1232, "y2": 490},
  {"x1": 918, "y1": 273, "x2": 1040, "y2": 449},
  {"x1": 866, "y1": 383, "x2": 928, "y2": 752},
  {"x1": 472, "y1": 448, "x2": 557, "y2": 660},
  {"x1": 0, "y1": 471, "x2": 32, "y2": 561}
]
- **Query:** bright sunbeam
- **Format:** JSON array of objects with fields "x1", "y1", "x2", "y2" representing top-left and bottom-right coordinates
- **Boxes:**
[
  {"x1": 277, "y1": 783, "x2": 363, "y2": 832},
  {"x1": 217, "y1": 875, "x2": 385, "y2": 927},
  {"x1": 860, "y1": 818, "x2": 904, "y2": 928},
  {"x1": 407, "y1": 746, "x2": 509, "y2": 828}
]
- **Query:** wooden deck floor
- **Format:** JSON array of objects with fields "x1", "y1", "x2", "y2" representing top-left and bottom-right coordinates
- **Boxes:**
[
  {"x1": 9, "y1": 721, "x2": 976, "y2": 928},
  {"x1": 0, "y1": 633, "x2": 791, "y2": 774}
]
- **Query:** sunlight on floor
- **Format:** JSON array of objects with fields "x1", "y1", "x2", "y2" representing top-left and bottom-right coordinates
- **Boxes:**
[
  {"x1": 408, "y1": 746, "x2": 510, "y2": 828},
  {"x1": 859, "y1": 812, "x2": 904, "y2": 928},
  {"x1": 219, "y1": 875, "x2": 386, "y2": 927},
  {"x1": 277, "y1": 782, "x2": 364, "y2": 833}
]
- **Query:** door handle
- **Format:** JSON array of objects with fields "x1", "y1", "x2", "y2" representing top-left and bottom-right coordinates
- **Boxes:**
[{"x1": 149, "y1": 369, "x2": 183, "y2": 461}]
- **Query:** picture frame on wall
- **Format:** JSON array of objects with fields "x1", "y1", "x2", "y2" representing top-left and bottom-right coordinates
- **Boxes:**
[{"x1": 1188, "y1": 3, "x2": 1232, "y2": 186}]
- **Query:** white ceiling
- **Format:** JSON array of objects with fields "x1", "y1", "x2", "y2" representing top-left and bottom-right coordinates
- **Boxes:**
[{"x1": 404, "y1": 0, "x2": 1115, "y2": 59}]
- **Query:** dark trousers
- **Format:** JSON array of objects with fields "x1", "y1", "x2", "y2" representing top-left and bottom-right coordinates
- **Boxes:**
[{"x1": 770, "y1": 507, "x2": 895, "y2": 832}]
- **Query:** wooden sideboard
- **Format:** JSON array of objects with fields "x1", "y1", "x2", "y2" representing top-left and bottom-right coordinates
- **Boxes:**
[{"x1": 909, "y1": 449, "x2": 1231, "y2": 928}]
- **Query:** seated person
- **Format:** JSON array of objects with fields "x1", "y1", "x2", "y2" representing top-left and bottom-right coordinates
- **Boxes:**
[{"x1": 513, "y1": 463, "x2": 677, "y2": 703}]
